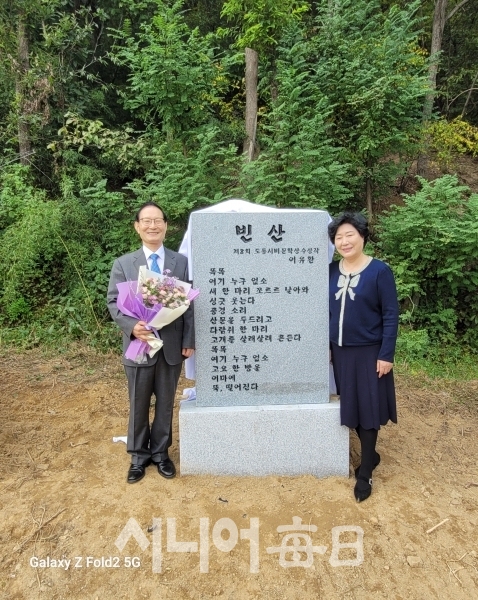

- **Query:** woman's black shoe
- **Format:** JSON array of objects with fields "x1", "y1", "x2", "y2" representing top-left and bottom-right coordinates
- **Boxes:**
[{"x1": 354, "y1": 475, "x2": 372, "y2": 502}]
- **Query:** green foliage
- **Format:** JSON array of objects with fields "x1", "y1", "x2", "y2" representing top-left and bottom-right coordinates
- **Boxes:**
[
  {"x1": 235, "y1": 31, "x2": 351, "y2": 210},
  {"x1": 230, "y1": 1, "x2": 429, "y2": 212},
  {"x1": 309, "y1": 0, "x2": 429, "y2": 203},
  {"x1": 112, "y1": 0, "x2": 224, "y2": 138},
  {"x1": 394, "y1": 326, "x2": 478, "y2": 381},
  {"x1": 0, "y1": 186, "x2": 63, "y2": 314},
  {"x1": 54, "y1": 179, "x2": 138, "y2": 333},
  {"x1": 0, "y1": 164, "x2": 44, "y2": 229},
  {"x1": 378, "y1": 175, "x2": 478, "y2": 347},
  {"x1": 395, "y1": 327, "x2": 430, "y2": 362},
  {"x1": 0, "y1": 0, "x2": 111, "y2": 169},
  {"x1": 220, "y1": 0, "x2": 309, "y2": 53},
  {"x1": 4, "y1": 296, "x2": 31, "y2": 322},
  {"x1": 49, "y1": 112, "x2": 147, "y2": 173},
  {"x1": 0, "y1": 166, "x2": 137, "y2": 348},
  {"x1": 395, "y1": 337, "x2": 478, "y2": 383},
  {"x1": 427, "y1": 117, "x2": 478, "y2": 171}
]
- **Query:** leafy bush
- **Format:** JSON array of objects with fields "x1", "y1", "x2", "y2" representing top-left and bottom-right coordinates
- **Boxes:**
[
  {"x1": 395, "y1": 328, "x2": 430, "y2": 362},
  {"x1": 308, "y1": 0, "x2": 428, "y2": 208},
  {"x1": 0, "y1": 165, "x2": 45, "y2": 231},
  {"x1": 0, "y1": 166, "x2": 137, "y2": 348},
  {"x1": 427, "y1": 117, "x2": 478, "y2": 171},
  {"x1": 0, "y1": 188, "x2": 64, "y2": 315},
  {"x1": 112, "y1": 2, "x2": 225, "y2": 137},
  {"x1": 378, "y1": 175, "x2": 478, "y2": 347}
]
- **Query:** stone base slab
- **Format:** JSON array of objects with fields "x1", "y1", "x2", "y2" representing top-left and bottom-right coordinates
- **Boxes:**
[{"x1": 179, "y1": 400, "x2": 349, "y2": 477}]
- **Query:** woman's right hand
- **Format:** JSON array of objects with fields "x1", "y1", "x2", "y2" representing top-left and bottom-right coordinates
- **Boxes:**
[{"x1": 376, "y1": 360, "x2": 393, "y2": 378}]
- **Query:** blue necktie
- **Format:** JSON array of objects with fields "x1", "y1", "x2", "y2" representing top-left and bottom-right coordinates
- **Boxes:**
[{"x1": 150, "y1": 253, "x2": 161, "y2": 274}]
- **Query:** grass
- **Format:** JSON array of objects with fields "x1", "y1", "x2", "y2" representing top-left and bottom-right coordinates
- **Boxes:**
[
  {"x1": 395, "y1": 345, "x2": 478, "y2": 381},
  {"x1": 394, "y1": 342, "x2": 478, "y2": 413},
  {"x1": 0, "y1": 321, "x2": 120, "y2": 353}
]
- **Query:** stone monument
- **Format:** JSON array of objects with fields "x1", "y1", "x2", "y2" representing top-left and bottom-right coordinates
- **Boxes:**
[{"x1": 179, "y1": 207, "x2": 349, "y2": 477}]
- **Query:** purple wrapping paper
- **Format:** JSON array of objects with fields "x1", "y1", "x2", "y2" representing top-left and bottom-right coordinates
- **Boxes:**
[{"x1": 116, "y1": 280, "x2": 199, "y2": 362}]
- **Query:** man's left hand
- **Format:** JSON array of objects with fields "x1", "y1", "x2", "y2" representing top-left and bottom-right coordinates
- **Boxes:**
[{"x1": 182, "y1": 348, "x2": 194, "y2": 358}]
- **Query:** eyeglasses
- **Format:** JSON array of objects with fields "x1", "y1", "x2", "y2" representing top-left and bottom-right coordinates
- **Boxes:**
[{"x1": 139, "y1": 218, "x2": 165, "y2": 226}]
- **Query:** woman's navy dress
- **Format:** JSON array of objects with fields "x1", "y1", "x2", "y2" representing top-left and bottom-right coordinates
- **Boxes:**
[{"x1": 329, "y1": 258, "x2": 399, "y2": 430}]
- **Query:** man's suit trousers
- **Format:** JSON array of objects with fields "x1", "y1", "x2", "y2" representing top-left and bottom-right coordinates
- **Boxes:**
[{"x1": 125, "y1": 349, "x2": 182, "y2": 466}]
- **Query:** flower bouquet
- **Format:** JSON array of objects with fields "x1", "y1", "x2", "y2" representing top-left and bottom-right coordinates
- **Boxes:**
[{"x1": 116, "y1": 270, "x2": 199, "y2": 364}]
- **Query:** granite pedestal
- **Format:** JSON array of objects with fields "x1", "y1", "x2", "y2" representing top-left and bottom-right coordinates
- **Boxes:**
[{"x1": 179, "y1": 399, "x2": 349, "y2": 477}]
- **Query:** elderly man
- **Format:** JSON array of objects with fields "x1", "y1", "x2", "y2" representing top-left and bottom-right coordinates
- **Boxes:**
[{"x1": 107, "y1": 202, "x2": 194, "y2": 483}]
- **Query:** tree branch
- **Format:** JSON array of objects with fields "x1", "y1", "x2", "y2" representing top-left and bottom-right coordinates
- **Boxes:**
[
  {"x1": 448, "y1": 87, "x2": 478, "y2": 108},
  {"x1": 462, "y1": 71, "x2": 478, "y2": 116},
  {"x1": 446, "y1": 0, "x2": 471, "y2": 22}
]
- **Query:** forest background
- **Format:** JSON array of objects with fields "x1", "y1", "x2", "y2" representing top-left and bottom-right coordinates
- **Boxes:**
[{"x1": 0, "y1": 0, "x2": 477, "y2": 372}]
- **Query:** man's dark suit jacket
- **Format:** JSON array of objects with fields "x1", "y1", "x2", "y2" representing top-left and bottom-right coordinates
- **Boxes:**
[{"x1": 107, "y1": 246, "x2": 195, "y2": 365}]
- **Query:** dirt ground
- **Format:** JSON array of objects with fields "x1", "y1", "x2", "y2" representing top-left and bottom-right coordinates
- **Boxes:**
[{"x1": 1, "y1": 347, "x2": 477, "y2": 600}]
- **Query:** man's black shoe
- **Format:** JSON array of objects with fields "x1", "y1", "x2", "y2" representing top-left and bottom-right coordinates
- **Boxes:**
[
  {"x1": 127, "y1": 464, "x2": 147, "y2": 483},
  {"x1": 155, "y1": 457, "x2": 176, "y2": 479}
]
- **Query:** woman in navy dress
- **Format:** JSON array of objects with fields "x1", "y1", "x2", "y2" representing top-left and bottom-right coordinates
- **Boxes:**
[{"x1": 329, "y1": 212, "x2": 398, "y2": 502}]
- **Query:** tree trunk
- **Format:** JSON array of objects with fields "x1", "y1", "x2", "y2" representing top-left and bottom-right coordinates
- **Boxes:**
[
  {"x1": 16, "y1": 16, "x2": 32, "y2": 165},
  {"x1": 244, "y1": 47, "x2": 258, "y2": 161},
  {"x1": 423, "y1": 0, "x2": 448, "y2": 124},
  {"x1": 417, "y1": 0, "x2": 447, "y2": 176},
  {"x1": 366, "y1": 158, "x2": 373, "y2": 220},
  {"x1": 417, "y1": 0, "x2": 471, "y2": 175},
  {"x1": 461, "y1": 69, "x2": 478, "y2": 117}
]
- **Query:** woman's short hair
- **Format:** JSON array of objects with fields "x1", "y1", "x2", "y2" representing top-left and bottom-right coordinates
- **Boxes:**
[
  {"x1": 328, "y1": 212, "x2": 369, "y2": 244},
  {"x1": 135, "y1": 202, "x2": 168, "y2": 223}
]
